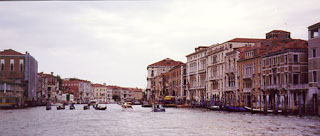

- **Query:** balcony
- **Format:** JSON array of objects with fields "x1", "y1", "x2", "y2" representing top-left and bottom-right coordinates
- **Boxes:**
[
  {"x1": 225, "y1": 86, "x2": 238, "y2": 91},
  {"x1": 242, "y1": 74, "x2": 252, "y2": 79},
  {"x1": 288, "y1": 84, "x2": 308, "y2": 90},
  {"x1": 243, "y1": 88, "x2": 252, "y2": 93},
  {"x1": 266, "y1": 84, "x2": 280, "y2": 89}
]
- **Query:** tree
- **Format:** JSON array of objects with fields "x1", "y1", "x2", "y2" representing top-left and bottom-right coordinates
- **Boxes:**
[{"x1": 56, "y1": 75, "x2": 63, "y2": 90}]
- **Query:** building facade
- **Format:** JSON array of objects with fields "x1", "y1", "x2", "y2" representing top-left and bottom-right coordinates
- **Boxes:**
[
  {"x1": 146, "y1": 58, "x2": 182, "y2": 102},
  {"x1": 261, "y1": 30, "x2": 308, "y2": 114},
  {"x1": 93, "y1": 83, "x2": 108, "y2": 103},
  {"x1": 308, "y1": 22, "x2": 320, "y2": 115},
  {"x1": 38, "y1": 72, "x2": 59, "y2": 104},
  {"x1": 186, "y1": 46, "x2": 208, "y2": 105},
  {"x1": 0, "y1": 49, "x2": 38, "y2": 107}
]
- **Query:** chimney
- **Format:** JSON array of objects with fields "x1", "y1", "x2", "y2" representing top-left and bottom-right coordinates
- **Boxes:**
[
  {"x1": 103, "y1": 83, "x2": 106, "y2": 86},
  {"x1": 51, "y1": 72, "x2": 53, "y2": 75}
]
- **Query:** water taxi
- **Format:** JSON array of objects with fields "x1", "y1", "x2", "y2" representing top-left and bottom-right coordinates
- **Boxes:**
[{"x1": 122, "y1": 102, "x2": 133, "y2": 108}]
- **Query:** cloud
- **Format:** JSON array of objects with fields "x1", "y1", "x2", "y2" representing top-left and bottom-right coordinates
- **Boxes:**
[{"x1": 0, "y1": 0, "x2": 319, "y2": 88}]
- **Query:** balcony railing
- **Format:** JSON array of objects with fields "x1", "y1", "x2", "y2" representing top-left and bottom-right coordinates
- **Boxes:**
[
  {"x1": 243, "y1": 88, "x2": 252, "y2": 93},
  {"x1": 261, "y1": 84, "x2": 308, "y2": 90},
  {"x1": 225, "y1": 86, "x2": 238, "y2": 91},
  {"x1": 288, "y1": 84, "x2": 308, "y2": 90},
  {"x1": 242, "y1": 74, "x2": 252, "y2": 79}
]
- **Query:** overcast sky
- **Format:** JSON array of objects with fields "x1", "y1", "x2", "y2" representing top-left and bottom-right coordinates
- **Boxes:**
[{"x1": 0, "y1": 0, "x2": 319, "y2": 88}]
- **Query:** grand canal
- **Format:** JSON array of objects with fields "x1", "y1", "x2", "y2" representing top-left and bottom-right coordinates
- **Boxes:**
[{"x1": 1, "y1": 104, "x2": 320, "y2": 136}]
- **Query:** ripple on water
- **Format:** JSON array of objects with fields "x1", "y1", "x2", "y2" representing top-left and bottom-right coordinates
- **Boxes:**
[{"x1": 1, "y1": 104, "x2": 320, "y2": 136}]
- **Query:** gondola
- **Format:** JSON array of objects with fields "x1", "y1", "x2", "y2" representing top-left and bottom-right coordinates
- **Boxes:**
[
  {"x1": 224, "y1": 106, "x2": 246, "y2": 112},
  {"x1": 83, "y1": 104, "x2": 90, "y2": 110},
  {"x1": 93, "y1": 104, "x2": 107, "y2": 110},
  {"x1": 69, "y1": 103, "x2": 75, "y2": 110}
]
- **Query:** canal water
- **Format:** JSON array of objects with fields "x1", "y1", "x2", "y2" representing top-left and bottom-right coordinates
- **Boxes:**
[{"x1": 1, "y1": 104, "x2": 320, "y2": 136}]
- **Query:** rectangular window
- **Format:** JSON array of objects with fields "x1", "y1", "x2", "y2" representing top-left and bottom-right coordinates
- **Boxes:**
[
  {"x1": 0, "y1": 59, "x2": 4, "y2": 71},
  {"x1": 10, "y1": 59, "x2": 14, "y2": 72},
  {"x1": 312, "y1": 48, "x2": 317, "y2": 58},
  {"x1": 285, "y1": 55, "x2": 288, "y2": 64},
  {"x1": 293, "y1": 55, "x2": 298, "y2": 63},
  {"x1": 19, "y1": 59, "x2": 24, "y2": 72},
  {"x1": 293, "y1": 74, "x2": 299, "y2": 84},
  {"x1": 312, "y1": 71, "x2": 317, "y2": 82}
]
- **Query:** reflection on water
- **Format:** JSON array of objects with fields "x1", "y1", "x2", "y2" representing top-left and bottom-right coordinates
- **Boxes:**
[{"x1": 1, "y1": 104, "x2": 320, "y2": 136}]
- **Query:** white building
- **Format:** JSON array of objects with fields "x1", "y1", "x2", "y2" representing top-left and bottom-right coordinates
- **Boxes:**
[
  {"x1": 186, "y1": 46, "x2": 209, "y2": 104},
  {"x1": 206, "y1": 38, "x2": 261, "y2": 104}
]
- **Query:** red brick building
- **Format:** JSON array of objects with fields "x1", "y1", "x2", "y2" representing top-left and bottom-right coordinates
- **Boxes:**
[{"x1": 0, "y1": 49, "x2": 38, "y2": 108}]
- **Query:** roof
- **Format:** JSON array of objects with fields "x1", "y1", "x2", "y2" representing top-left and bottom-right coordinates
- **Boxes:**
[
  {"x1": 266, "y1": 39, "x2": 307, "y2": 54},
  {"x1": 266, "y1": 30, "x2": 290, "y2": 34},
  {"x1": 227, "y1": 38, "x2": 263, "y2": 43},
  {"x1": 38, "y1": 72, "x2": 56, "y2": 78},
  {"x1": 92, "y1": 84, "x2": 106, "y2": 87},
  {"x1": 186, "y1": 46, "x2": 209, "y2": 57},
  {"x1": 147, "y1": 58, "x2": 183, "y2": 68},
  {"x1": 0, "y1": 49, "x2": 24, "y2": 56},
  {"x1": 308, "y1": 22, "x2": 320, "y2": 30}
]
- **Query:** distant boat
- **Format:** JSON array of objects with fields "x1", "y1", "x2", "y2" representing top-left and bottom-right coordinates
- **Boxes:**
[
  {"x1": 122, "y1": 102, "x2": 133, "y2": 109},
  {"x1": 152, "y1": 104, "x2": 165, "y2": 112},
  {"x1": 69, "y1": 103, "x2": 75, "y2": 110},
  {"x1": 57, "y1": 103, "x2": 66, "y2": 110},
  {"x1": 46, "y1": 104, "x2": 51, "y2": 110},
  {"x1": 176, "y1": 104, "x2": 190, "y2": 108},
  {"x1": 224, "y1": 106, "x2": 246, "y2": 112},
  {"x1": 244, "y1": 106, "x2": 282, "y2": 113},
  {"x1": 206, "y1": 105, "x2": 220, "y2": 110},
  {"x1": 93, "y1": 104, "x2": 107, "y2": 110},
  {"x1": 83, "y1": 104, "x2": 90, "y2": 110}
]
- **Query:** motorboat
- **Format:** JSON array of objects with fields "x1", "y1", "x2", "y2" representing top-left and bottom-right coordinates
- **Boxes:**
[
  {"x1": 122, "y1": 102, "x2": 133, "y2": 109},
  {"x1": 69, "y1": 103, "x2": 75, "y2": 110},
  {"x1": 152, "y1": 104, "x2": 165, "y2": 112},
  {"x1": 83, "y1": 104, "x2": 90, "y2": 110},
  {"x1": 93, "y1": 104, "x2": 107, "y2": 110},
  {"x1": 206, "y1": 105, "x2": 221, "y2": 110}
]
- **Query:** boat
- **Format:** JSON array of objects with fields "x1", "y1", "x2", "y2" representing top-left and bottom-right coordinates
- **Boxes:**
[
  {"x1": 176, "y1": 104, "x2": 190, "y2": 108},
  {"x1": 142, "y1": 101, "x2": 152, "y2": 107},
  {"x1": 244, "y1": 106, "x2": 282, "y2": 113},
  {"x1": 122, "y1": 102, "x2": 133, "y2": 108},
  {"x1": 132, "y1": 101, "x2": 141, "y2": 105},
  {"x1": 224, "y1": 106, "x2": 246, "y2": 112},
  {"x1": 93, "y1": 104, "x2": 107, "y2": 110},
  {"x1": 69, "y1": 103, "x2": 75, "y2": 110},
  {"x1": 207, "y1": 105, "x2": 221, "y2": 110},
  {"x1": 89, "y1": 100, "x2": 97, "y2": 106},
  {"x1": 83, "y1": 104, "x2": 90, "y2": 110},
  {"x1": 163, "y1": 96, "x2": 176, "y2": 107},
  {"x1": 56, "y1": 103, "x2": 66, "y2": 110},
  {"x1": 46, "y1": 104, "x2": 51, "y2": 110},
  {"x1": 152, "y1": 104, "x2": 165, "y2": 112}
]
